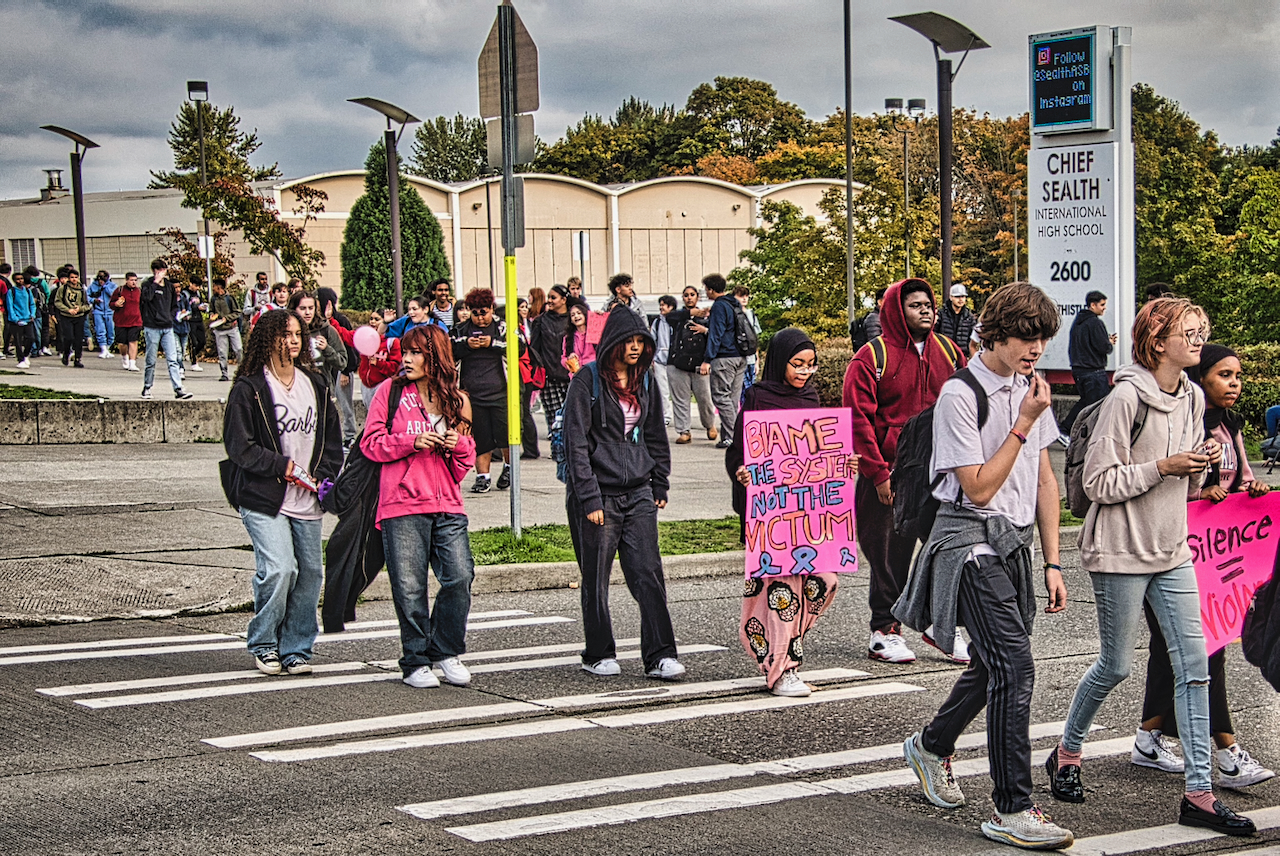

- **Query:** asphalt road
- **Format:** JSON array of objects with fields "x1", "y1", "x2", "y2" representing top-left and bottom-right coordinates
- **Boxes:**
[{"x1": 5, "y1": 555, "x2": 1280, "y2": 856}]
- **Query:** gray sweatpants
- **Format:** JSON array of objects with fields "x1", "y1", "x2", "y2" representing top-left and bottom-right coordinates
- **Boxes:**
[
  {"x1": 709, "y1": 356, "x2": 746, "y2": 443},
  {"x1": 666, "y1": 364, "x2": 714, "y2": 434}
]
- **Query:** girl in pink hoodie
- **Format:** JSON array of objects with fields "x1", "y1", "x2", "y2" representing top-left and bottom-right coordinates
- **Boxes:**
[{"x1": 360, "y1": 325, "x2": 478, "y2": 690}]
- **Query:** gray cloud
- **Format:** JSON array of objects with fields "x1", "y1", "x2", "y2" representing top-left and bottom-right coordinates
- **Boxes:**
[{"x1": 1, "y1": 0, "x2": 1275, "y2": 199}]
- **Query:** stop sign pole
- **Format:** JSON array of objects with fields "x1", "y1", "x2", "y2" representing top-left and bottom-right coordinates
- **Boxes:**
[{"x1": 480, "y1": 1, "x2": 538, "y2": 537}]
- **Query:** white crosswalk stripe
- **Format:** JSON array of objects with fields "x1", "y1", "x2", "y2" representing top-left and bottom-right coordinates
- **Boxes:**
[{"x1": 439, "y1": 736, "x2": 1135, "y2": 842}]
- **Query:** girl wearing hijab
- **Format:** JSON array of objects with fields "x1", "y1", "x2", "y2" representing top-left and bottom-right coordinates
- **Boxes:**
[
  {"x1": 1131, "y1": 343, "x2": 1274, "y2": 787},
  {"x1": 725, "y1": 328, "x2": 857, "y2": 698}
]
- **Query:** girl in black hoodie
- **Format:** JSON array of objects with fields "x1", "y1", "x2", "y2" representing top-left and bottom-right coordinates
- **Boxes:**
[{"x1": 563, "y1": 305, "x2": 684, "y2": 681}]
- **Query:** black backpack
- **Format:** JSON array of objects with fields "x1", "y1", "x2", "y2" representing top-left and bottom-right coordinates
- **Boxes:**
[
  {"x1": 891, "y1": 368, "x2": 988, "y2": 542},
  {"x1": 1243, "y1": 567, "x2": 1280, "y2": 692},
  {"x1": 669, "y1": 313, "x2": 709, "y2": 372},
  {"x1": 731, "y1": 301, "x2": 759, "y2": 357}
]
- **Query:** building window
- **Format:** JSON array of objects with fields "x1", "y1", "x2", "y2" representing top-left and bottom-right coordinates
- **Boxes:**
[{"x1": 9, "y1": 239, "x2": 36, "y2": 271}]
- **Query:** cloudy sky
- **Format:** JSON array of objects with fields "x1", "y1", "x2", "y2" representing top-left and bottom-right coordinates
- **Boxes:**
[{"x1": 2, "y1": 0, "x2": 1276, "y2": 199}]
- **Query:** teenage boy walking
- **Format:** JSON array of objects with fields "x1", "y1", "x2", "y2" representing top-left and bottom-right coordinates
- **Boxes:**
[
  {"x1": 139, "y1": 259, "x2": 192, "y2": 400},
  {"x1": 895, "y1": 282, "x2": 1071, "y2": 850}
]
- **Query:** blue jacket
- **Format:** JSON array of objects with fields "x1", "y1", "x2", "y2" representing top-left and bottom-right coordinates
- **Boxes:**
[
  {"x1": 385, "y1": 314, "x2": 445, "y2": 340},
  {"x1": 703, "y1": 294, "x2": 739, "y2": 361},
  {"x1": 89, "y1": 278, "x2": 117, "y2": 314},
  {"x1": 5, "y1": 284, "x2": 36, "y2": 325}
]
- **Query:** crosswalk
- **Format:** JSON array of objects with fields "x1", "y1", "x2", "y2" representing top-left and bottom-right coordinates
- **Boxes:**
[{"x1": 13, "y1": 605, "x2": 1280, "y2": 852}]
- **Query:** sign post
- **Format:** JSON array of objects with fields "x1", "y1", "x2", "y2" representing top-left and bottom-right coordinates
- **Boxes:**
[
  {"x1": 1027, "y1": 25, "x2": 1133, "y2": 376},
  {"x1": 479, "y1": 2, "x2": 538, "y2": 537}
]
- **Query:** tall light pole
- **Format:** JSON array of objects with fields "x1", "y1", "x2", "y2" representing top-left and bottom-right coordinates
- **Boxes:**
[
  {"x1": 39, "y1": 125, "x2": 99, "y2": 280},
  {"x1": 349, "y1": 98, "x2": 421, "y2": 315},
  {"x1": 843, "y1": 0, "x2": 857, "y2": 327},
  {"x1": 885, "y1": 97, "x2": 926, "y2": 279},
  {"x1": 889, "y1": 12, "x2": 989, "y2": 295},
  {"x1": 187, "y1": 81, "x2": 214, "y2": 301},
  {"x1": 1012, "y1": 187, "x2": 1021, "y2": 282}
]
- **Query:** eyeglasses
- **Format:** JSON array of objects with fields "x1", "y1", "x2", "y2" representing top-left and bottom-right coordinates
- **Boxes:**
[
  {"x1": 788, "y1": 363, "x2": 818, "y2": 374},
  {"x1": 471, "y1": 307, "x2": 491, "y2": 316},
  {"x1": 1162, "y1": 327, "x2": 1210, "y2": 345}
]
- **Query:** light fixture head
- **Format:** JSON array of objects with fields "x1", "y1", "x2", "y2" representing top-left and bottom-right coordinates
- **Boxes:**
[
  {"x1": 348, "y1": 97, "x2": 420, "y2": 126},
  {"x1": 908, "y1": 98, "x2": 927, "y2": 117},
  {"x1": 40, "y1": 125, "x2": 100, "y2": 150},
  {"x1": 884, "y1": 98, "x2": 904, "y2": 114},
  {"x1": 889, "y1": 12, "x2": 990, "y2": 53},
  {"x1": 187, "y1": 80, "x2": 209, "y2": 102}
]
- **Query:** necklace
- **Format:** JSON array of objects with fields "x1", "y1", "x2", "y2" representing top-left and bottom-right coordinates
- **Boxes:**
[{"x1": 267, "y1": 361, "x2": 296, "y2": 392}]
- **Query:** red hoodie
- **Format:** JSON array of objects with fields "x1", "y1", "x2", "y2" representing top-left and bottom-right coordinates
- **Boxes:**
[{"x1": 843, "y1": 279, "x2": 966, "y2": 486}]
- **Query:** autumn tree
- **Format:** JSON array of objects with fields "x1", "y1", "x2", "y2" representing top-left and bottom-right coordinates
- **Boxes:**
[
  {"x1": 150, "y1": 227, "x2": 239, "y2": 289},
  {"x1": 685, "y1": 77, "x2": 811, "y2": 159}
]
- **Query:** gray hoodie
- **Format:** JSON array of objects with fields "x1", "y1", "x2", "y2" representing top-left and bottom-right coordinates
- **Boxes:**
[{"x1": 1079, "y1": 363, "x2": 1206, "y2": 574}]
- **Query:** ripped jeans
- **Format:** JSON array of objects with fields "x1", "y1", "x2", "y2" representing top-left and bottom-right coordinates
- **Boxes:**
[{"x1": 1061, "y1": 561, "x2": 1211, "y2": 792}]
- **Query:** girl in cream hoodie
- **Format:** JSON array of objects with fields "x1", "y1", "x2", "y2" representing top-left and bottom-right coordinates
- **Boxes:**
[{"x1": 1047, "y1": 298, "x2": 1254, "y2": 837}]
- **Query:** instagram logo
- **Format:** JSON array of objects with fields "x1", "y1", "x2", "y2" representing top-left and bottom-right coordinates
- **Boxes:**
[{"x1": 1038, "y1": 46, "x2": 1051, "y2": 65}]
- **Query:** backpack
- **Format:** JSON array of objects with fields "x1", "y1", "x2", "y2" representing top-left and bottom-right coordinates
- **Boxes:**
[
  {"x1": 1063, "y1": 390, "x2": 1148, "y2": 519},
  {"x1": 866, "y1": 332, "x2": 964, "y2": 383},
  {"x1": 891, "y1": 368, "x2": 988, "y2": 542},
  {"x1": 669, "y1": 313, "x2": 709, "y2": 372},
  {"x1": 850, "y1": 315, "x2": 870, "y2": 352},
  {"x1": 550, "y1": 361, "x2": 651, "y2": 484},
  {"x1": 1242, "y1": 569, "x2": 1280, "y2": 692},
  {"x1": 317, "y1": 382, "x2": 406, "y2": 514},
  {"x1": 731, "y1": 300, "x2": 758, "y2": 357}
]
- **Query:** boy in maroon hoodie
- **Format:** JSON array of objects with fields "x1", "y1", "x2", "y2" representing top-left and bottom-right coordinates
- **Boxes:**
[{"x1": 843, "y1": 278, "x2": 966, "y2": 664}]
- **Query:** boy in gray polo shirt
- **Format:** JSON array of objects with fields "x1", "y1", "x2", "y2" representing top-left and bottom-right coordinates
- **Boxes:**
[{"x1": 896, "y1": 283, "x2": 1073, "y2": 850}]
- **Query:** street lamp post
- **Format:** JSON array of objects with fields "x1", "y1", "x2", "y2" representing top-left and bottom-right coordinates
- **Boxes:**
[
  {"x1": 39, "y1": 125, "x2": 99, "y2": 280},
  {"x1": 885, "y1": 98, "x2": 926, "y2": 279},
  {"x1": 842, "y1": 0, "x2": 857, "y2": 329},
  {"x1": 1012, "y1": 187, "x2": 1021, "y2": 282},
  {"x1": 889, "y1": 13, "x2": 990, "y2": 294},
  {"x1": 349, "y1": 98, "x2": 421, "y2": 315},
  {"x1": 187, "y1": 81, "x2": 214, "y2": 302}
]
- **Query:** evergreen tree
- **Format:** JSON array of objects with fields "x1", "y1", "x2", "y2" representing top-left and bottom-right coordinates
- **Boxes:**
[
  {"x1": 149, "y1": 102, "x2": 281, "y2": 190},
  {"x1": 340, "y1": 141, "x2": 451, "y2": 311},
  {"x1": 409, "y1": 114, "x2": 488, "y2": 182}
]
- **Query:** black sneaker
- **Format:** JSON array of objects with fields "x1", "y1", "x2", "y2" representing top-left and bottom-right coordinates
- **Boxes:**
[
  {"x1": 73, "y1": 360, "x2": 85, "y2": 368},
  {"x1": 175, "y1": 390, "x2": 193, "y2": 400},
  {"x1": 715, "y1": 438, "x2": 731, "y2": 449},
  {"x1": 471, "y1": 476, "x2": 492, "y2": 494},
  {"x1": 219, "y1": 374, "x2": 230, "y2": 382},
  {"x1": 254, "y1": 651, "x2": 282, "y2": 676},
  {"x1": 495, "y1": 467, "x2": 511, "y2": 490}
]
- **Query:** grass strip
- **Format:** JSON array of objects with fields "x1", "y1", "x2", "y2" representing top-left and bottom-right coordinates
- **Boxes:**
[
  {"x1": 468, "y1": 515, "x2": 742, "y2": 565},
  {"x1": 0, "y1": 384, "x2": 99, "y2": 400}
]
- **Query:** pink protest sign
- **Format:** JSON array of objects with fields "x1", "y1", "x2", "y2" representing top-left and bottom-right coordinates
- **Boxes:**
[
  {"x1": 1189, "y1": 491, "x2": 1280, "y2": 656},
  {"x1": 742, "y1": 407, "x2": 859, "y2": 578}
]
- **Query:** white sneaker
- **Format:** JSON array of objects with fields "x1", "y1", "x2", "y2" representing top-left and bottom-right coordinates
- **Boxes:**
[
  {"x1": 772, "y1": 670, "x2": 811, "y2": 697},
  {"x1": 1218, "y1": 743, "x2": 1275, "y2": 788},
  {"x1": 403, "y1": 666, "x2": 440, "y2": 688},
  {"x1": 122, "y1": 358, "x2": 130, "y2": 370},
  {"x1": 903, "y1": 731, "x2": 965, "y2": 808},
  {"x1": 1132, "y1": 727, "x2": 1184, "y2": 772},
  {"x1": 869, "y1": 630, "x2": 917, "y2": 663},
  {"x1": 582, "y1": 658, "x2": 621, "y2": 676},
  {"x1": 922, "y1": 625, "x2": 971, "y2": 664},
  {"x1": 981, "y1": 805, "x2": 1073, "y2": 849},
  {"x1": 433, "y1": 656, "x2": 471, "y2": 687},
  {"x1": 98, "y1": 349, "x2": 109, "y2": 359},
  {"x1": 190, "y1": 363, "x2": 203, "y2": 372},
  {"x1": 128, "y1": 360, "x2": 139, "y2": 372},
  {"x1": 16, "y1": 359, "x2": 29, "y2": 369},
  {"x1": 646, "y1": 658, "x2": 686, "y2": 680},
  {"x1": 41, "y1": 346, "x2": 53, "y2": 356},
  {"x1": 140, "y1": 388, "x2": 152, "y2": 400}
]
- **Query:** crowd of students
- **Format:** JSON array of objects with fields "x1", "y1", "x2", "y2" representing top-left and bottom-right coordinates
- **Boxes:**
[{"x1": 213, "y1": 271, "x2": 1275, "y2": 851}]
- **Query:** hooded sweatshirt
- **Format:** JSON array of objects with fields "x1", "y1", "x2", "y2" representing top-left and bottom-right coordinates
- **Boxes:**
[
  {"x1": 562, "y1": 306, "x2": 671, "y2": 516},
  {"x1": 1079, "y1": 363, "x2": 1206, "y2": 574},
  {"x1": 360, "y1": 379, "x2": 477, "y2": 523},
  {"x1": 843, "y1": 279, "x2": 966, "y2": 486}
]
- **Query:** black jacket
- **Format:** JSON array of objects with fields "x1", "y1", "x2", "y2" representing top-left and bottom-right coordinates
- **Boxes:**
[
  {"x1": 221, "y1": 367, "x2": 343, "y2": 517},
  {"x1": 528, "y1": 309, "x2": 570, "y2": 384},
  {"x1": 936, "y1": 302, "x2": 976, "y2": 352},
  {"x1": 140, "y1": 275, "x2": 176, "y2": 329},
  {"x1": 451, "y1": 318, "x2": 516, "y2": 404},
  {"x1": 1068, "y1": 308, "x2": 1113, "y2": 371},
  {"x1": 563, "y1": 307, "x2": 671, "y2": 515}
]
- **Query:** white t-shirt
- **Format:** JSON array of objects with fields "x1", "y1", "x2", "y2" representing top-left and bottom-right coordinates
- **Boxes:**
[
  {"x1": 929, "y1": 354, "x2": 1056, "y2": 529},
  {"x1": 264, "y1": 368, "x2": 322, "y2": 520}
]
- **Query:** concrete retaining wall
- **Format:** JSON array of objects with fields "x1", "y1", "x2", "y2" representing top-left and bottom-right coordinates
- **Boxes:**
[{"x1": 0, "y1": 399, "x2": 226, "y2": 444}]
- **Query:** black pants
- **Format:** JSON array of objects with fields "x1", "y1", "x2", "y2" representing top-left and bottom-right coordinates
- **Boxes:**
[
  {"x1": 922, "y1": 555, "x2": 1036, "y2": 814},
  {"x1": 566, "y1": 485, "x2": 677, "y2": 671},
  {"x1": 10, "y1": 322, "x2": 33, "y2": 361},
  {"x1": 189, "y1": 322, "x2": 206, "y2": 362},
  {"x1": 1141, "y1": 601, "x2": 1232, "y2": 737},
  {"x1": 856, "y1": 474, "x2": 919, "y2": 632},
  {"x1": 2, "y1": 319, "x2": 12, "y2": 355},
  {"x1": 58, "y1": 314, "x2": 85, "y2": 363},
  {"x1": 1061, "y1": 369, "x2": 1110, "y2": 434},
  {"x1": 521, "y1": 381, "x2": 540, "y2": 458}
]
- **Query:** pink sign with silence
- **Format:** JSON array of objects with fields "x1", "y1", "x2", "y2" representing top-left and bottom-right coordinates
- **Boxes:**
[{"x1": 1188, "y1": 491, "x2": 1280, "y2": 656}]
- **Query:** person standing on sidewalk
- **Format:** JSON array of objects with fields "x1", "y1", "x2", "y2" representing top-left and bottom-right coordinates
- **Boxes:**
[
  {"x1": 600, "y1": 272, "x2": 646, "y2": 320},
  {"x1": 4, "y1": 270, "x2": 38, "y2": 368},
  {"x1": 316, "y1": 287, "x2": 358, "y2": 449},
  {"x1": 88, "y1": 270, "x2": 116, "y2": 358},
  {"x1": 1048, "y1": 298, "x2": 1255, "y2": 838},
  {"x1": 666, "y1": 285, "x2": 716, "y2": 445},
  {"x1": 528, "y1": 284, "x2": 571, "y2": 432},
  {"x1": 700, "y1": 273, "x2": 744, "y2": 449},
  {"x1": 183, "y1": 278, "x2": 208, "y2": 372},
  {"x1": 516, "y1": 297, "x2": 541, "y2": 460},
  {"x1": 208, "y1": 278, "x2": 242, "y2": 381},
  {"x1": 356, "y1": 311, "x2": 402, "y2": 409},
  {"x1": 111, "y1": 272, "x2": 142, "y2": 372},
  {"x1": 650, "y1": 295, "x2": 676, "y2": 426},
  {"x1": 936, "y1": 284, "x2": 977, "y2": 353},
  {"x1": 896, "y1": 283, "x2": 1073, "y2": 850},
  {"x1": 1060, "y1": 290, "x2": 1117, "y2": 434},
  {"x1": 222, "y1": 307, "x2": 342, "y2": 677},
  {"x1": 428, "y1": 278, "x2": 454, "y2": 328},
  {"x1": 361, "y1": 325, "x2": 478, "y2": 689},
  {"x1": 139, "y1": 259, "x2": 191, "y2": 399},
  {"x1": 52, "y1": 266, "x2": 90, "y2": 368},
  {"x1": 844, "y1": 278, "x2": 967, "y2": 664},
  {"x1": 451, "y1": 288, "x2": 513, "y2": 494},
  {"x1": 563, "y1": 306, "x2": 683, "y2": 681}
]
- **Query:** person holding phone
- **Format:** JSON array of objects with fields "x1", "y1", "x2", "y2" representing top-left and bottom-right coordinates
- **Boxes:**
[{"x1": 222, "y1": 308, "x2": 342, "y2": 677}]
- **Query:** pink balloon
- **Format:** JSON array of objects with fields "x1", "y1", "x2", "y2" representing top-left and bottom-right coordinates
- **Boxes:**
[{"x1": 353, "y1": 325, "x2": 381, "y2": 357}]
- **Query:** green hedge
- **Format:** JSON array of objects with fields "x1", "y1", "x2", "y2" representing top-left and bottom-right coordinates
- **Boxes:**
[
  {"x1": 1236, "y1": 343, "x2": 1280, "y2": 429},
  {"x1": 812, "y1": 340, "x2": 853, "y2": 407}
]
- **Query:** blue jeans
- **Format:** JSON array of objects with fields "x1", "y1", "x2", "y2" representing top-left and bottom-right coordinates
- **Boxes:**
[
  {"x1": 240, "y1": 508, "x2": 324, "y2": 661},
  {"x1": 142, "y1": 326, "x2": 183, "y2": 392},
  {"x1": 92, "y1": 309, "x2": 114, "y2": 348},
  {"x1": 381, "y1": 512, "x2": 475, "y2": 675},
  {"x1": 174, "y1": 331, "x2": 189, "y2": 370},
  {"x1": 1062, "y1": 562, "x2": 1211, "y2": 792}
]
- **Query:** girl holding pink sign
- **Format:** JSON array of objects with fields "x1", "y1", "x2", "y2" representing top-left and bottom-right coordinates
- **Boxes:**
[{"x1": 727, "y1": 327, "x2": 857, "y2": 699}]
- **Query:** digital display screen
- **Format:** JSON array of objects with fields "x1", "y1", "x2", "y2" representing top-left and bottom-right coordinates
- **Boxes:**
[{"x1": 1031, "y1": 31, "x2": 1097, "y2": 131}]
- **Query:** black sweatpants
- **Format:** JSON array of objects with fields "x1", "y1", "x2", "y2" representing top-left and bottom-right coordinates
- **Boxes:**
[
  {"x1": 922, "y1": 554, "x2": 1036, "y2": 814},
  {"x1": 521, "y1": 381, "x2": 540, "y2": 458},
  {"x1": 856, "y1": 474, "x2": 920, "y2": 633},
  {"x1": 566, "y1": 485, "x2": 677, "y2": 671},
  {"x1": 58, "y1": 314, "x2": 85, "y2": 363},
  {"x1": 1141, "y1": 601, "x2": 1232, "y2": 737}
]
